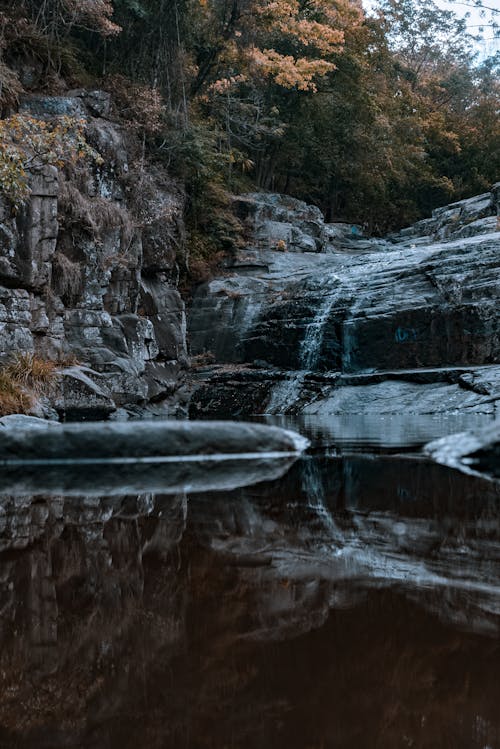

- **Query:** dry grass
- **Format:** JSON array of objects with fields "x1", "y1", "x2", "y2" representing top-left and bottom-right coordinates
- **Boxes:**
[
  {"x1": 0, "y1": 353, "x2": 59, "y2": 416},
  {"x1": 58, "y1": 178, "x2": 134, "y2": 243},
  {"x1": 52, "y1": 252, "x2": 82, "y2": 304},
  {"x1": 0, "y1": 370, "x2": 32, "y2": 416}
]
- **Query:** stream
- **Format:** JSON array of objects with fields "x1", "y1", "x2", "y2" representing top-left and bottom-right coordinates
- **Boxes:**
[{"x1": 0, "y1": 414, "x2": 498, "y2": 748}]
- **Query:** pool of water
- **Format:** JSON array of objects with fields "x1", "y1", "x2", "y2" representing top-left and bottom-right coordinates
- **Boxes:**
[{"x1": 0, "y1": 416, "x2": 498, "y2": 748}]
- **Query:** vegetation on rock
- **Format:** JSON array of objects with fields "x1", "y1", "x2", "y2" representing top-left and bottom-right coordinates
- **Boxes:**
[
  {"x1": 0, "y1": 0, "x2": 498, "y2": 254},
  {"x1": 0, "y1": 353, "x2": 58, "y2": 416},
  {"x1": 0, "y1": 114, "x2": 102, "y2": 208}
]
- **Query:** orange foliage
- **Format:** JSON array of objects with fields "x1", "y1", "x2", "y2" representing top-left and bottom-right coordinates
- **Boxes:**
[{"x1": 193, "y1": 0, "x2": 362, "y2": 93}]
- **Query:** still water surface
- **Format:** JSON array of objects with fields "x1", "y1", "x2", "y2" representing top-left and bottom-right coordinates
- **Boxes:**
[{"x1": 0, "y1": 415, "x2": 498, "y2": 748}]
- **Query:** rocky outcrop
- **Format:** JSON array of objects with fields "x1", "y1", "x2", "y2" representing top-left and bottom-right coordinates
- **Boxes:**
[
  {"x1": 189, "y1": 187, "x2": 500, "y2": 416},
  {"x1": 0, "y1": 91, "x2": 188, "y2": 419},
  {"x1": 425, "y1": 418, "x2": 500, "y2": 480}
]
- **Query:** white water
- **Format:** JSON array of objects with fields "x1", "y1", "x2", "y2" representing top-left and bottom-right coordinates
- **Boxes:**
[
  {"x1": 300, "y1": 291, "x2": 336, "y2": 370},
  {"x1": 267, "y1": 371, "x2": 307, "y2": 414},
  {"x1": 267, "y1": 286, "x2": 337, "y2": 414}
]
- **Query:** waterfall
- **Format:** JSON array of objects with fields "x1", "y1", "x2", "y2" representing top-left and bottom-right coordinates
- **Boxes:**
[
  {"x1": 300, "y1": 291, "x2": 336, "y2": 370},
  {"x1": 266, "y1": 283, "x2": 337, "y2": 414},
  {"x1": 266, "y1": 371, "x2": 307, "y2": 414}
]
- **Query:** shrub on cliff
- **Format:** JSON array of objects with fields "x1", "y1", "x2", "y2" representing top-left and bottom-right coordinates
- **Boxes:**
[{"x1": 0, "y1": 114, "x2": 103, "y2": 209}]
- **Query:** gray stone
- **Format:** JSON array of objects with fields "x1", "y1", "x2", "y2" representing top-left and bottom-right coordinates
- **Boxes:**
[
  {"x1": 54, "y1": 367, "x2": 116, "y2": 420},
  {"x1": 138, "y1": 184, "x2": 185, "y2": 273},
  {"x1": 189, "y1": 186, "x2": 500, "y2": 417},
  {"x1": 1, "y1": 87, "x2": 185, "y2": 420},
  {"x1": 0, "y1": 165, "x2": 58, "y2": 289},
  {"x1": 425, "y1": 419, "x2": 500, "y2": 480},
  {"x1": 0, "y1": 415, "x2": 60, "y2": 429},
  {"x1": 20, "y1": 95, "x2": 87, "y2": 119},
  {"x1": 82, "y1": 90, "x2": 112, "y2": 118},
  {"x1": 140, "y1": 279, "x2": 187, "y2": 361},
  {"x1": 0, "y1": 420, "x2": 309, "y2": 463}
]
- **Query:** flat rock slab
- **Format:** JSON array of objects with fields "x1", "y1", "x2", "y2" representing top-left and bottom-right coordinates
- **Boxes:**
[
  {"x1": 425, "y1": 419, "x2": 500, "y2": 480},
  {"x1": 0, "y1": 420, "x2": 309, "y2": 464}
]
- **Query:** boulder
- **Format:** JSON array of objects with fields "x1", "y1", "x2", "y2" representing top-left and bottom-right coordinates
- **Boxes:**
[
  {"x1": 0, "y1": 414, "x2": 59, "y2": 429},
  {"x1": 54, "y1": 367, "x2": 116, "y2": 420},
  {"x1": 0, "y1": 420, "x2": 309, "y2": 463},
  {"x1": 425, "y1": 419, "x2": 500, "y2": 480}
]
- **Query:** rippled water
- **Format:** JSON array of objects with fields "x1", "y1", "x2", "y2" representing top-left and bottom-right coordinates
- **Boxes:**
[{"x1": 0, "y1": 416, "x2": 498, "y2": 748}]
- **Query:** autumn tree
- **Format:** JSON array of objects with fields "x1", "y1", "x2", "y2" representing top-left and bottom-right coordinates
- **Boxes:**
[
  {"x1": 259, "y1": 0, "x2": 499, "y2": 231},
  {"x1": 188, "y1": 0, "x2": 362, "y2": 95}
]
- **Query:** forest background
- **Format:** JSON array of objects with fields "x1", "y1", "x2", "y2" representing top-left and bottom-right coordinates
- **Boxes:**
[{"x1": 0, "y1": 0, "x2": 499, "y2": 273}]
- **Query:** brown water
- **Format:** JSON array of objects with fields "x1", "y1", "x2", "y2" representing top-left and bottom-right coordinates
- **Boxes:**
[{"x1": 0, "y1": 420, "x2": 498, "y2": 748}]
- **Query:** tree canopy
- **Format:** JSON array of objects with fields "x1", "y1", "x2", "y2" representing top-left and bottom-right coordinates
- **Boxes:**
[{"x1": 0, "y1": 0, "x2": 499, "y2": 243}]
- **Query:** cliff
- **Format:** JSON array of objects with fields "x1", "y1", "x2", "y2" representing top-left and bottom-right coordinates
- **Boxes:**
[
  {"x1": 188, "y1": 187, "x2": 500, "y2": 416},
  {"x1": 0, "y1": 91, "x2": 188, "y2": 419}
]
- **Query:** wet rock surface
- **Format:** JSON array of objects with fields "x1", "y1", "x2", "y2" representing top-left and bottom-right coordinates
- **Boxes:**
[
  {"x1": 1, "y1": 91, "x2": 187, "y2": 419},
  {"x1": 0, "y1": 449, "x2": 498, "y2": 748},
  {"x1": 189, "y1": 188, "x2": 500, "y2": 416},
  {"x1": 426, "y1": 418, "x2": 500, "y2": 480}
]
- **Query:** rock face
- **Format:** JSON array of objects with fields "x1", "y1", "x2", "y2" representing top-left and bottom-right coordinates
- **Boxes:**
[
  {"x1": 189, "y1": 187, "x2": 500, "y2": 416},
  {"x1": 0, "y1": 92, "x2": 188, "y2": 419}
]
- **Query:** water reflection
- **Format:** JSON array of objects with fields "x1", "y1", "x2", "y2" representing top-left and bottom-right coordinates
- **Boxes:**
[
  {"x1": 0, "y1": 451, "x2": 498, "y2": 748},
  {"x1": 264, "y1": 413, "x2": 495, "y2": 450},
  {"x1": 0, "y1": 454, "x2": 298, "y2": 496}
]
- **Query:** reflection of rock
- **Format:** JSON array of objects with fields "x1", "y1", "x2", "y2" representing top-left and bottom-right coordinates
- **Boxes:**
[
  {"x1": 0, "y1": 491, "x2": 187, "y2": 745},
  {"x1": 0, "y1": 455, "x2": 299, "y2": 497},
  {"x1": 425, "y1": 419, "x2": 500, "y2": 480},
  {"x1": 0, "y1": 453, "x2": 498, "y2": 747},
  {"x1": 189, "y1": 456, "x2": 500, "y2": 636}
]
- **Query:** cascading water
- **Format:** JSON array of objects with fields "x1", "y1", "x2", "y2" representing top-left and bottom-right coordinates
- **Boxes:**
[
  {"x1": 267, "y1": 281, "x2": 338, "y2": 414},
  {"x1": 300, "y1": 290, "x2": 337, "y2": 370},
  {"x1": 266, "y1": 371, "x2": 308, "y2": 415}
]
